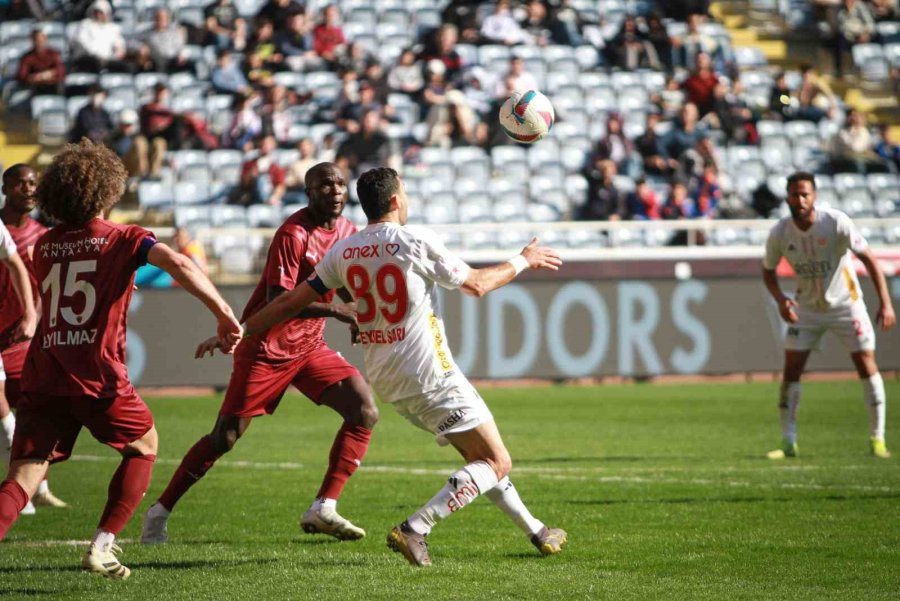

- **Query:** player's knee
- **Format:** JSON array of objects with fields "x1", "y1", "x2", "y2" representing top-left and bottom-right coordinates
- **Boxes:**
[
  {"x1": 488, "y1": 451, "x2": 512, "y2": 480},
  {"x1": 359, "y1": 399, "x2": 379, "y2": 429},
  {"x1": 209, "y1": 428, "x2": 240, "y2": 454}
]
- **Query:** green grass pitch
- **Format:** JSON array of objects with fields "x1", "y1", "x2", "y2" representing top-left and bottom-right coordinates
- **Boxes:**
[{"x1": 1, "y1": 380, "x2": 899, "y2": 600}]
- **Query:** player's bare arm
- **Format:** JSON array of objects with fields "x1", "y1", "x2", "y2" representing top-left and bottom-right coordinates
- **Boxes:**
[
  {"x1": 460, "y1": 238, "x2": 562, "y2": 298},
  {"x1": 243, "y1": 280, "x2": 321, "y2": 338},
  {"x1": 147, "y1": 243, "x2": 243, "y2": 351},
  {"x1": 855, "y1": 249, "x2": 896, "y2": 330},
  {"x1": 2, "y1": 252, "x2": 37, "y2": 342},
  {"x1": 267, "y1": 285, "x2": 357, "y2": 324},
  {"x1": 762, "y1": 267, "x2": 798, "y2": 324}
]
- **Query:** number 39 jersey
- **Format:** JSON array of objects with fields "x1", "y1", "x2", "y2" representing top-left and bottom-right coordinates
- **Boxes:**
[
  {"x1": 314, "y1": 222, "x2": 470, "y2": 403},
  {"x1": 23, "y1": 219, "x2": 157, "y2": 398}
]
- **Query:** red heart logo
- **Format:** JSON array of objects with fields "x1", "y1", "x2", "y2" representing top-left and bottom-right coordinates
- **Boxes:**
[{"x1": 386, "y1": 243, "x2": 400, "y2": 256}]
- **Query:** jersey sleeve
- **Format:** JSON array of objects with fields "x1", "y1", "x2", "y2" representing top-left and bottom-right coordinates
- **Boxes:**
[
  {"x1": 835, "y1": 212, "x2": 868, "y2": 255},
  {"x1": 0, "y1": 223, "x2": 18, "y2": 260},
  {"x1": 762, "y1": 225, "x2": 782, "y2": 270},
  {"x1": 124, "y1": 225, "x2": 157, "y2": 269},
  {"x1": 264, "y1": 227, "x2": 307, "y2": 291},
  {"x1": 313, "y1": 246, "x2": 342, "y2": 291},
  {"x1": 410, "y1": 227, "x2": 470, "y2": 289}
]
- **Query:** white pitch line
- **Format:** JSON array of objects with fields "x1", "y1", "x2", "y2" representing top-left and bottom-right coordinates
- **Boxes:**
[{"x1": 67, "y1": 455, "x2": 897, "y2": 494}]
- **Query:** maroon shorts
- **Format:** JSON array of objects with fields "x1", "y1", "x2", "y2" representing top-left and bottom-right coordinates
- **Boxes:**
[
  {"x1": 11, "y1": 390, "x2": 154, "y2": 464},
  {"x1": 0, "y1": 342, "x2": 28, "y2": 408},
  {"x1": 220, "y1": 345, "x2": 361, "y2": 418}
]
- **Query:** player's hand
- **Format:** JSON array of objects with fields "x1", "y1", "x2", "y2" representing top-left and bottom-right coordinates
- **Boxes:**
[
  {"x1": 349, "y1": 322, "x2": 360, "y2": 346},
  {"x1": 876, "y1": 304, "x2": 896, "y2": 331},
  {"x1": 216, "y1": 314, "x2": 243, "y2": 354},
  {"x1": 332, "y1": 302, "x2": 358, "y2": 325},
  {"x1": 195, "y1": 336, "x2": 221, "y2": 359},
  {"x1": 520, "y1": 238, "x2": 563, "y2": 271},
  {"x1": 777, "y1": 297, "x2": 799, "y2": 324},
  {"x1": 12, "y1": 312, "x2": 37, "y2": 343}
]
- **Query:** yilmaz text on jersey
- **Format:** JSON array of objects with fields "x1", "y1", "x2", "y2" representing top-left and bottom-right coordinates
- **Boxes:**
[{"x1": 42, "y1": 328, "x2": 99, "y2": 349}]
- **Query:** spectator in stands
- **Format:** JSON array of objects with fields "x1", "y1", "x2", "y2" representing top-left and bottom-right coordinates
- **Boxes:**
[
  {"x1": 211, "y1": 49, "x2": 251, "y2": 95},
  {"x1": 493, "y1": 57, "x2": 539, "y2": 98},
  {"x1": 284, "y1": 137, "x2": 318, "y2": 203},
  {"x1": 442, "y1": 0, "x2": 481, "y2": 43},
  {"x1": 337, "y1": 81, "x2": 385, "y2": 134},
  {"x1": 835, "y1": 0, "x2": 876, "y2": 75},
  {"x1": 232, "y1": 134, "x2": 286, "y2": 206},
  {"x1": 319, "y1": 132, "x2": 339, "y2": 163},
  {"x1": 625, "y1": 177, "x2": 662, "y2": 220},
  {"x1": 462, "y1": 67, "x2": 493, "y2": 117},
  {"x1": 674, "y1": 13, "x2": 718, "y2": 69},
  {"x1": 637, "y1": 112, "x2": 675, "y2": 175},
  {"x1": 69, "y1": 84, "x2": 113, "y2": 144},
  {"x1": 17, "y1": 27, "x2": 65, "y2": 96},
  {"x1": 421, "y1": 60, "x2": 451, "y2": 116},
  {"x1": 480, "y1": 0, "x2": 531, "y2": 45},
  {"x1": 709, "y1": 80, "x2": 756, "y2": 143},
  {"x1": 108, "y1": 108, "x2": 146, "y2": 179},
  {"x1": 247, "y1": 18, "x2": 284, "y2": 73},
  {"x1": 658, "y1": 0, "x2": 711, "y2": 21},
  {"x1": 174, "y1": 227, "x2": 208, "y2": 274},
  {"x1": 336, "y1": 109, "x2": 391, "y2": 177},
  {"x1": 593, "y1": 113, "x2": 637, "y2": 176},
  {"x1": 549, "y1": 0, "x2": 585, "y2": 46},
  {"x1": 260, "y1": 84, "x2": 291, "y2": 145},
  {"x1": 646, "y1": 12, "x2": 674, "y2": 72},
  {"x1": 139, "y1": 83, "x2": 182, "y2": 175},
  {"x1": 69, "y1": 0, "x2": 128, "y2": 73},
  {"x1": 257, "y1": 0, "x2": 304, "y2": 31},
  {"x1": 224, "y1": 92, "x2": 263, "y2": 150},
  {"x1": 142, "y1": 8, "x2": 189, "y2": 73},
  {"x1": 339, "y1": 42, "x2": 374, "y2": 77},
  {"x1": 313, "y1": 4, "x2": 346, "y2": 66},
  {"x1": 426, "y1": 89, "x2": 477, "y2": 148},
  {"x1": 691, "y1": 165, "x2": 721, "y2": 218},
  {"x1": 681, "y1": 134, "x2": 728, "y2": 189},
  {"x1": 831, "y1": 109, "x2": 875, "y2": 168},
  {"x1": 519, "y1": 0, "x2": 552, "y2": 46},
  {"x1": 662, "y1": 180, "x2": 696, "y2": 219},
  {"x1": 796, "y1": 64, "x2": 836, "y2": 122},
  {"x1": 388, "y1": 49, "x2": 425, "y2": 97},
  {"x1": 870, "y1": 0, "x2": 900, "y2": 21},
  {"x1": 363, "y1": 61, "x2": 390, "y2": 103},
  {"x1": 420, "y1": 24, "x2": 465, "y2": 84},
  {"x1": 578, "y1": 159, "x2": 623, "y2": 221},
  {"x1": 658, "y1": 102, "x2": 705, "y2": 164},
  {"x1": 607, "y1": 16, "x2": 661, "y2": 70},
  {"x1": 682, "y1": 52, "x2": 720, "y2": 116},
  {"x1": 0, "y1": 0, "x2": 38, "y2": 19},
  {"x1": 874, "y1": 124, "x2": 900, "y2": 170},
  {"x1": 277, "y1": 10, "x2": 320, "y2": 72},
  {"x1": 204, "y1": 0, "x2": 247, "y2": 51},
  {"x1": 768, "y1": 71, "x2": 793, "y2": 121},
  {"x1": 658, "y1": 75, "x2": 687, "y2": 117}
]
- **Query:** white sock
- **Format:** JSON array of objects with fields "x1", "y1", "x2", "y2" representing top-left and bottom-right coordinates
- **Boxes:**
[
  {"x1": 37, "y1": 480, "x2": 49, "y2": 495},
  {"x1": 484, "y1": 477, "x2": 544, "y2": 537},
  {"x1": 779, "y1": 382, "x2": 801, "y2": 444},
  {"x1": 406, "y1": 461, "x2": 499, "y2": 536},
  {"x1": 0, "y1": 412, "x2": 14, "y2": 449},
  {"x1": 310, "y1": 498, "x2": 337, "y2": 513},
  {"x1": 92, "y1": 530, "x2": 116, "y2": 553},
  {"x1": 862, "y1": 373, "x2": 886, "y2": 440}
]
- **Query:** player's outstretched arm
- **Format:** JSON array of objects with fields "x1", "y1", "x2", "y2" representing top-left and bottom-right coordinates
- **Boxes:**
[
  {"x1": 856, "y1": 249, "x2": 896, "y2": 330},
  {"x1": 147, "y1": 243, "x2": 243, "y2": 351},
  {"x1": 460, "y1": 238, "x2": 562, "y2": 297},
  {"x1": 244, "y1": 280, "x2": 321, "y2": 337},
  {"x1": 762, "y1": 267, "x2": 798, "y2": 324},
  {"x1": 1, "y1": 253, "x2": 37, "y2": 342},
  {"x1": 268, "y1": 285, "x2": 357, "y2": 325}
]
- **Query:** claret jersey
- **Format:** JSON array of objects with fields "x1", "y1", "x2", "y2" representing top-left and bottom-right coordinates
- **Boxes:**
[
  {"x1": 314, "y1": 222, "x2": 470, "y2": 403},
  {"x1": 763, "y1": 207, "x2": 868, "y2": 312},
  {"x1": 0, "y1": 218, "x2": 45, "y2": 347}
]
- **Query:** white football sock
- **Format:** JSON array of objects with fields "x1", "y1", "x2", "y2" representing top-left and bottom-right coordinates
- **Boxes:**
[
  {"x1": 310, "y1": 498, "x2": 337, "y2": 513},
  {"x1": 484, "y1": 477, "x2": 544, "y2": 537},
  {"x1": 862, "y1": 373, "x2": 886, "y2": 440},
  {"x1": 406, "y1": 461, "x2": 498, "y2": 536},
  {"x1": 0, "y1": 412, "x2": 14, "y2": 449},
  {"x1": 779, "y1": 382, "x2": 801, "y2": 444},
  {"x1": 37, "y1": 480, "x2": 49, "y2": 495},
  {"x1": 92, "y1": 530, "x2": 116, "y2": 553}
]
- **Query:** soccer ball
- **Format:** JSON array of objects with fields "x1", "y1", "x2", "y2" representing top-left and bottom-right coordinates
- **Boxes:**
[{"x1": 499, "y1": 90, "x2": 555, "y2": 144}]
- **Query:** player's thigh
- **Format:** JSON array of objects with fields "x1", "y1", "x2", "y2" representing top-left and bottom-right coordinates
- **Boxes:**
[
  {"x1": 291, "y1": 346, "x2": 363, "y2": 406},
  {"x1": 122, "y1": 425, "x2": 159, "y2": 457},
  {"x1": 221, "y1": 354, "x2": 301, "y2": 418},
  {"x1": 784, "y1": 315, "x2": 825, "y2": 357},
  {"x1": 831, "y1": 303, "x2": 876, "y2": 356},
  {"x1": 395, "y1": 383, "x2": 496, "y2": 447},
  {"x1": 72, "y1": 391, "x2": 155, "y2": 455},
  {"x1": 783, "y1": 350, "x2": 812, "y2": 381},
  {"x1": 6, "y1": 458, "x2": 49, "y2": 497},
  {"x1": 445, "y1": 420, "x2": 512, "y2": 478},
  {"x1": 11, "y1": 393, "x2": 84, "y2": 465}
]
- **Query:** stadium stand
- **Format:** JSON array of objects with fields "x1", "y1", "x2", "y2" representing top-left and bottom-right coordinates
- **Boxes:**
[{"x1": 0, "y1": 0, "x2": 898, "y2": 278}]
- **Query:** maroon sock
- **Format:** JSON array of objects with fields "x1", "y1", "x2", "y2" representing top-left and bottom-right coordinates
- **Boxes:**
[
  {"x1": 98, "y1": 454, "x2": 156, "y2": 535},
  {"x1": 157, "y1": 436, "x2": 222, "y2": 512},
  {"x1": 316, "y1": 423, "x2": 372, "y2": 501},
  {"x1": 0, "y1": 479, "x2": 28, "y2": 541}
]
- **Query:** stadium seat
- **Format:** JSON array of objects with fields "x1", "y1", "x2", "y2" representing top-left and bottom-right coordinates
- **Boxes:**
[
  {"x1": 457, "y1": 195, "x2": 493, "y2": 222},
  {"x1": 841, "y1": 188, "x2": 875, "y2": 217},
  {"x1": 211, "y1": 205, "x2": 248, "y2": 228},
  {"x1": 173, "y1": 181, "x2": 211, "y2": 205},
  {"x1": 833, "y1": 173, "x2": 868, "y2": 193},
  {"x1": 527, "y1": 202, "x2": 562, "y2": 222},
  {"x1": 30, "y1": 94, "x2": 66, "y2": 119},
  {"x1": 174, "y1": 205, "x2": 212, "y2": 229},
  {"x1": 423, "y1": 198, "x2": 458, "y2": 224},
  {"x1": 138, "y1": 181, "x2": 174, "y2": 210},
  {"x1": 38, "y1": 111, "x2": 69, "y2": 147}
]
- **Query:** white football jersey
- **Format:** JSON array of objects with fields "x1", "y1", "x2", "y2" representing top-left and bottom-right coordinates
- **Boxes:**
[
  {"x1": 763, "y1": 207, "x2": 868, "y2": 311},
  {"x1": 0, "y1": 222, "x2": 17, "y2": 260},
  {"x1": 315, "y1": 222, "x2": 471, "y2": 403}
]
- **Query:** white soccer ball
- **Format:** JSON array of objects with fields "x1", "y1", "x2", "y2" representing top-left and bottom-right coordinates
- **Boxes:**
[{"x1": 498, "y1": 90, "x2": 555, "y2": 144}]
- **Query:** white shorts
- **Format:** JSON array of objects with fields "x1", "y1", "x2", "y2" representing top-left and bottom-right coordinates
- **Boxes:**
[
  {"x1": 391, "y1": 380, "x2": 494, "y2": 447},
  {"x1": 785, "y1": 301, "x2": 876, "y2": 353}
]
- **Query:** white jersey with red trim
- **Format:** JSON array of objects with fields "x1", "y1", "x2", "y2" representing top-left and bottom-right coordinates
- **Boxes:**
[
  {"x1": 315, "y1": 222, "x2": 471, "y2": 403},
  {"x1": 763, "y1": 207, "x2": 868, "y2": 311}
]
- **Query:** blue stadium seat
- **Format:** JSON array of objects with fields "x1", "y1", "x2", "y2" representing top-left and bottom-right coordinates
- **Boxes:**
[
  {"x1": 173, "y1": 181, "x2": 211, "y2": 206},
  {"x1": 138, "y1": 181, "x2": 174, "y2": 210}
]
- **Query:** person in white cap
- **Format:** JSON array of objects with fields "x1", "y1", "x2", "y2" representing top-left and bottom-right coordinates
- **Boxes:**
[{"x1": 69, "y1": 1, "x2": 127, "y2": 72}]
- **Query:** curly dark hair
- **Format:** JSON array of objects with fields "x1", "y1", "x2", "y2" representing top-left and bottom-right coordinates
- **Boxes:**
[{"x1": 36, "y1": 139, "x2": 127, "y2": 226}]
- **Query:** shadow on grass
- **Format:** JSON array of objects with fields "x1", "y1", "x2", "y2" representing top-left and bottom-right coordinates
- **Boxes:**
[
  {"x1": 0, "y1": 589, "x2": 58, "y2": 597},
  {"x1": 569, "y1": 492, "x2": 900, "y2": 506},
  {"x1": 0, "y1": 558, "x2": 277, "y2": 574}
]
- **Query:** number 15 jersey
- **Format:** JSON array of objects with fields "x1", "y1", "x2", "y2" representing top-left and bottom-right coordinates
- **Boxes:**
[
  {"x1": 314, "y1": 222, "x2": 470, "y2": 403},
  {"x1": 23, "y1": 219, "x2": 156, "y2": 398}
]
